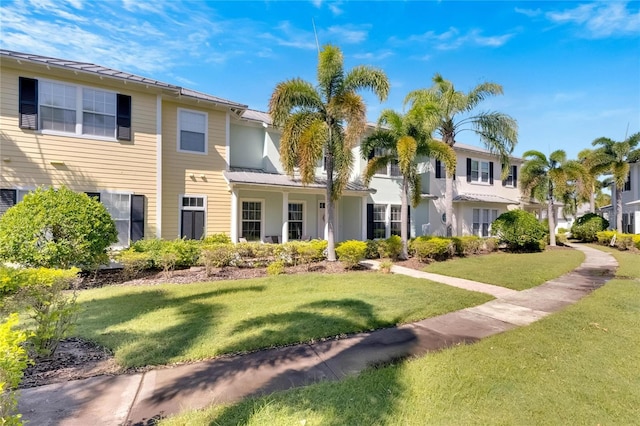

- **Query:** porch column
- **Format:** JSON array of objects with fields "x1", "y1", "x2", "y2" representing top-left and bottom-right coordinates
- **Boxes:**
[
  {"x1": 281, "y1": 191, "x2": 289, "y2": 243},
  {"x1": 361, "y1": 196, "x2": 368, "y2": 240},
  {"x1": 231, "y1": 187, "x2": 238, "y2": 243}
]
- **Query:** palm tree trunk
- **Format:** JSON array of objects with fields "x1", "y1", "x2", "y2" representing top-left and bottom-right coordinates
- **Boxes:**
[
  {"x1": 400, "y1": 179, "x2": 409, "y2": 260},
  {"x1": 548, "y1": 186, "x2": 556, "y2": 246},
  {"x1": 616, "y1": 186, "x2": 623, "y2": 233},
  {"x1": 325, "y1": 153, "x2": 337, "y2": 262},
  {"x1": 590, "y1": 182, "x2": 596, "y2": 213},
  {"x1": 445, "y1": 171, "x2": 454, "y2": 237}
]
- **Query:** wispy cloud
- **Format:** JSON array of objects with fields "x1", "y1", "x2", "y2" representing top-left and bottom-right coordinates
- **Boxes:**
[
  {"x1": 514, "y1": 7, "x2": 542, "y2": 18},
  {"x1": 352, "y1": 50, "x2": 393, "y2": 61},
  {"x1": 324, "y1": 25, "x2": 368, "y2": 44},
  {"x1": 401, "y1": 27, "x2": 514, "y2": 50},
  {"x1": 546, "y1": 2, "x2": 640, "y2": 38}
]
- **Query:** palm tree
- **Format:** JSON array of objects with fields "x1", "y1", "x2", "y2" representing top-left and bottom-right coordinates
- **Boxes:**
[
  {"x1": 404, "y1": 73, "x2": 518, "y2": 236},
  {"x1": 269, "y1": 44, "x2": 389, "y2": 261},
  {"x1": 591, "y1": 132, "x2": 640, "y2": 233},
  {"x1": 361, "y1": 109, "x2": 456, "y2": 259},
  {"x1": 577, "y1": 148, "x2": 610, "y2": 213},
  {"x1": 520, "y1": 150, "x2": 585, "y2": 246}
]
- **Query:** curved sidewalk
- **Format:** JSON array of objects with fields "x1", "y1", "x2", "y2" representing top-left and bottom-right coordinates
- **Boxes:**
[{"x1": 19, "y1": 243, "x2": 617, "y2": 426}]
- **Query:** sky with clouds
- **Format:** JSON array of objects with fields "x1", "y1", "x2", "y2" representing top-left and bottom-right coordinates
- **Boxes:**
[{"x1": 1, "y1": 0, "x2": 638, "y2": 159}]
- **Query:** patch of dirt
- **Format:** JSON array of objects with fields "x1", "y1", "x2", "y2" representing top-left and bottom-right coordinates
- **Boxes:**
[{"x1": 22, "y1": 260, "x2": 371, "y2": 388}]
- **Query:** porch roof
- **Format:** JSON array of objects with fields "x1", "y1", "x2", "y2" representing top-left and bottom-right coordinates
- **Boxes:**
[
  {"x1": 453, "y1": 193, "x2": 519, "y2": 204},
  {"x1": 224, "y1": 168, "x2": 375, "y2": 194},
  {"x1": 626, "y1": 199, "x2": 640, "y2": 206}
]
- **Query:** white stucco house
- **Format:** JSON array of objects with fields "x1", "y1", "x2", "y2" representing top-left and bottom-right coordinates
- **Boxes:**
[{"x1": 600, "y1": 162, "x2": 640, "y2": 234}]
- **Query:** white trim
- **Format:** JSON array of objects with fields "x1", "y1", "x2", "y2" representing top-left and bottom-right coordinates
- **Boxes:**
[
  {"x1": 287, "y1": 199, "x2": 306, "y2": 241},
  {"x1": 469, "y1": 158, "x2": 492, "y2": 184},
  {"x1": 361, "y1": 197, "x2": 368, "y2": 240},
  {"x1": 177, "y1": 108, "x2": 208, "y2": 155},
  {"x1": 225, "y1": 111, "x2": 230, "y2": 170},
  {"x1": 178, "y1": 194, "x2": 207, "y2": 239},
  {"x1": 281, "y1": 192, "x2": 289, "y2": 243},
  {"x1": 230, "y1": 187, "x2": 239, "y2": 242},
  {"x1": 239, "y1": 197, "x2": 265, "y2": 242},
  {"x1": 156, "y1": 94, "x2": 162, "y2": 238}
]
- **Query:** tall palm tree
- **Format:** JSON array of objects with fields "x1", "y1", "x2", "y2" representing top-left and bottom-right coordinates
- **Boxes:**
[
  {"x1": 591, "y1": 132, "x2": 640, "y2": 233},
  {"x1": 520, "y1": 150, "x2": 585, "y2": 246},
  {"x1": 404, "y1": 74, "x2": 518, "y2": 236},
  {"x1": 269, "y1": 44, "x2": 389, "y2": 261},
  {"x1": 577, "y1": 148, "x2": 610, "y2": 213},
  {"x1": 361, "y1": 109, "x2": 456, "y2": 259}
]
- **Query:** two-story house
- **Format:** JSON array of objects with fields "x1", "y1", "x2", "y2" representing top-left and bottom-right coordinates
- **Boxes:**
[
  {"x1": 0, "y1": 49, "x2": 247, "y2": 245},
  {"x1": 601, "y1": 163, "x2": 640, "y2": 233}
]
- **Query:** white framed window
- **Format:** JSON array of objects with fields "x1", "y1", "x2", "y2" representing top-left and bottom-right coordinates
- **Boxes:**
[
  {"x1": 473, "y1": 208, "x2": 498, "y2": 237},
  {"x1": 82, "y1": 88, "x2": 116, "y2": 137},
  {"x1": 178, "y1": 109, "x2": 207, "y2": 154},
  {"x1": 373, "y1": 204, "x2": 386, "y2": 239},
  {"x1": 470, "y1": 160, "x2": 490, "y2": 183},
  {"x1": 180, "y1": 194, "x2": 206, "y2": 240},
  {"x1": 390, "y1": 205, "x2": 402, "y2": 236},
  {"x1": 102, "y1": 192, "x2": 132, "y2": 248},
  {"x1": 288, "y1": 202, "x2": 304, "y2": 240},
  {"x1": 372, "y1": 147, "x2": 401, "y2": 177},
  {"x1": 241, "y1": 199, "x2": 263, "y2": 241},
  {"x1": 40, "y1": 81, "x2": 77, "y2": 133}
]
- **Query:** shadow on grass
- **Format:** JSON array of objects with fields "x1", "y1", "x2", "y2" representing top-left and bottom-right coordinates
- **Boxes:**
[{"x1": 76, "y1": 285, "x2": 266, "y2": 367}]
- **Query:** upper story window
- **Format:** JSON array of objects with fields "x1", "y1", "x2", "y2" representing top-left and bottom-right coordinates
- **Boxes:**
[
  {"x1": 502, "y1": 164, "x2": 518, "y2": 188},
  {"x1": 371, "y1": 147, "x2": 401, "y2": 177},
  {"x1": 623, "y1": 172, "x2": 631, "y2": 192},
  {"x1": 178, "y1": 109, "x2": 207, "y2": 154},
  {"x1": 466, "y1": 158, "x2": 494, "y2": 185},
  {"x1": 18, "y1": 77, "x2": 131, "y2": 141}
]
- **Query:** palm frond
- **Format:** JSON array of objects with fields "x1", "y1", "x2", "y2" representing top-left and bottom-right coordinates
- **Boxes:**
[
  {"x1": 268, "y1": 79, "x2": 323, "y2": 127},
  {"x1": 344, "y1": 65, "x2": 390, "y2": 102},
  {"x1": 465, "y1": 82, "x2": 503, "y2": 111},
  {"x1": 317, "y1": 44, "x2": 344, "y2": 101},
  {"x1": 279, "y1": 111, "x2": 324, "y2": 175}
]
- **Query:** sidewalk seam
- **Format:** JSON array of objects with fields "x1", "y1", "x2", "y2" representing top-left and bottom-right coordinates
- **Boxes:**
[{"x1": 123, "y1": 372, "x2": 146, "y2": 425}]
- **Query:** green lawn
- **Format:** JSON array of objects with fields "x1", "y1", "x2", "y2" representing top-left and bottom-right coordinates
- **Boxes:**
[
  {"x1": 423, "y1": 248, "x2": 585, "y2": 290},
  {"x1": 74, "y1": 272, "x2": 492, "y2": 368},
  {"x1": 162, "y1": 247, "x2": 640, "y2": 426}
]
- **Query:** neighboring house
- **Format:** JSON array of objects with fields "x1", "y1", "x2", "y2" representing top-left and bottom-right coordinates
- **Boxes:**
[
  {"x1": 0, "y1": 49, "x2": 247, "y2": 246},
  {"x1": 1, "y1": 49, "x2": 526, "y2": 246},
  {"x1": 600, "y1": 163, "x2": 640, "y2": 233}
]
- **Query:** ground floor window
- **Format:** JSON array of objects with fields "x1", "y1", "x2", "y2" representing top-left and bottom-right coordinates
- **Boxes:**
[
  {"x1": 181, "y1": 195, "x2": 205, "y2": 240},
  {"x1": 373, "y1": 204, "x2": 386, "y2": 239},
  {"x1": 390, "y1": 205, "x2": 402, "y2": 236},
  {"x1": 473, "y1": 208, "x2": 498, "y2": 237},
  {"x1": 288, "y1": 202, "x2": 303, "y2": 240},
  {"x1": 241, "y1": 200, "x2": 262, "y2": 241},
  {"x1": 622, "y1": 213, "x2": 634, "y2": 234},
  {"x1": 102, "y1": 192, "x2": 132, "y2": 247}
]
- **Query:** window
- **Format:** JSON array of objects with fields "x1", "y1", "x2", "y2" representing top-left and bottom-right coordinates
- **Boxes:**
[
  {"x1": 435, "y1": 160, "x2": 446, "y2": 179},
  {"x1": 288, "y1": 202, "x2": 304, "y2": 240},
  {"x1": 18, "y1": 78, "x2": 131, "y2": 140},
  {"x1": 178, "y1": 109, "x2": 207, "y2": 153},
  {"x1": 622, "y1": 213, "x2": 634, "y2": 234},
  {"x1": 371, "y1": 148, "x2": 401, "y2": 177},
  {"x1": 373, "y1": 204, "x2": 386, "y2": 239},
  {"x1": 623, "y1": 172, "x2": 631, "y2": 192},
  {"x1": 473, "y1": 208, "x2": 498, "y2": 237},
  {"x1": 467, "y1": 158, "x2": 494, "y2": 184},
  {"x1": 0, "y1": 189, "x2": 32, "y2": 217},
  {"x1": 502, "y1": 165, "x2": 518, "y2": 187},
  {"x1": 390, "y1": 205, "x2": 402, "y2": 236},
  {"x1": 82, "y1": 88, "x2": 116, "y2": 137},
  {"x1": 241, "y1": 201, "x2": 262, "y2": 241},
  {"x1": 102, "y1": 193, "x2": 132, "y2": 247},
  {"x1": 181, "y1": 195, "x2": 205, "y2": 240}
]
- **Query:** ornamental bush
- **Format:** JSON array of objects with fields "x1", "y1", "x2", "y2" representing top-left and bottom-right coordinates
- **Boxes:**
[
  {"x1": 0, "y1": 186, "x2": 117, "y2": 269},
  {"x1": 412, "y1": 237, "x2": 454, "y2": 262},
  {"x1": 335, "y1": 240, "x2": 367, "y2": 268},
  {"x1": 0, "y1": 314, "x2": 32, "y2": 425},
  {"x1": 378, "y1": 235, "x2": 403, "y2": 260},
  {"x1": 491, "y1": 209, "x2": 548, "y2": 252},
  {"x1": 571, "y1": 213, "x2": 609, "y2": 242}
]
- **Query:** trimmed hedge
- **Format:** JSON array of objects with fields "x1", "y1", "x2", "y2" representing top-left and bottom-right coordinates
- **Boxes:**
[
  {"x1": 491, "y1": 210, "x2": 548, "y2": 252},
  {"x1": 571, "y1": 213, "x2": 609, "y2": 242}
]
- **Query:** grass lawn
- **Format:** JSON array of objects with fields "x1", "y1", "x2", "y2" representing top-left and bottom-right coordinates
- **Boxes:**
[
  {"x1": 161, "y1": 247, "x2": 640, "y2": 426},
  {"x1": 74, "y1": 272, "x2": 492, "y2": 368},
  {"x1": 423, "y1": 248, "x2": 585, "y2": 290}
]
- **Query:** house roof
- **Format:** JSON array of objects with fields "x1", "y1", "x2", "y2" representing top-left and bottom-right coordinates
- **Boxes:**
[
  {"x1": 453, "y1": 193, "x2": 520, "y2": 204},
  {"x1": 0, "y1": 49, "x2": 247, "y2": 111},
  {"x1": 453, "y1": 142, "x2": 523, "y2": 162},
  {"x1": 224, "y1": 167, "x2": 375, "y2": 194},
  {"x1": 239, "y1": 109, "x2": 273, "y2": 125}
]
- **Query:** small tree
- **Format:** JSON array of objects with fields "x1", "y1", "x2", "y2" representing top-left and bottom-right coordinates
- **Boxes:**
[
  {"x1": 491, "y1": 209, "x2": 548, "y2": 252},
  {"x1": 0, "y1": 186, "x2": 117, "y2": 269}
]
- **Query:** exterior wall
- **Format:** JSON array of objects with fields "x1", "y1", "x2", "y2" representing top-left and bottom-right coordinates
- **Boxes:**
[
  {"x1": 337, "y1": 196, "x2": 363, "y2": 241},
  {"x1": 264, "y1": 129, "x2": 283, "y2": 173},
  {"x1": 161, "y1": 102, "x2": 230, "y2": 238},
  {"x1": 0, "y1": 62, "x2": 158, "y2": 238},
  {"x1": 229, "y1": 123, "x2": 263, "y2": 169}
]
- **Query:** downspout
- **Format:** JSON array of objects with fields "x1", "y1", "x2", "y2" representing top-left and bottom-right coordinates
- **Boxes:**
[{"x1": 156, "y1": 94, "x2": 162, "y2": 238}]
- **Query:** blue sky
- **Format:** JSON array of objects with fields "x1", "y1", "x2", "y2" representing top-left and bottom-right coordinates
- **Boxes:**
[{"x1": 1, "y1": 0, "x2": 638, "y2": 159}]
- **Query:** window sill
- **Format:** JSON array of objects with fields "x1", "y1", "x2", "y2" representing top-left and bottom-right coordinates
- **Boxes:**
[
  {"x1": 37, "y1": 130, "x2": 119, "y2": 143},
  {"x1": 469, "y1": 181, "x2": 492, "y2": 186},
  {"x1": 177, "y1": 148, "x2": 208, "y2": 155}
]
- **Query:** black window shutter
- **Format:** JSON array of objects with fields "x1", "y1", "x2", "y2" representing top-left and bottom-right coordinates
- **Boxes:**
[
  {"x1": 366, "y1": 204, "x2": 374, "y2": 240},
  {"x1": 117, "y1": 94, "x2": 132, "y2": 141},
  {"x1": 513, "y1": 166, "x2": 518, "y2": 188},
  {"x1": 466, "y1": 158, "x2": 472, "y2": 182},
  {"x1": 489, "y1": 162, "x2": 494, "y2": 185},
  {"x1": 19, "y1": 77, "x2": 38, "y2": 130},
  {"x1": 130, "y1": 195, "x2": 145, "y2": 242},
  {"x1": 435, "y1": 160, "x2": 442, "y2": 179},
  {"x1": 406, "y1": 206, "x2": 411, "y2": 238},
  {"x1": 0, "y1": 189, "x2": 17, "y2": 216},
  {"x1": 501, "y1": 163, "x2": 507, "y2": 186}
]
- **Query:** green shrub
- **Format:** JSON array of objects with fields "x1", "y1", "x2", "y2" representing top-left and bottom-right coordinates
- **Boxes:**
[
  {"x1": 555, "y1": 233, "x2": 568, "y2": 246},
  {"x1": 200, "y1": 244, "x2": 237, "y2": 273},
  {"x1": 596, "y1": 230, "x2": 617, "y2": 246},
  {"x1": 130, "y1": 238, "x2": 166, "y2": 254},
  {"x1": 615, "y1": 234, "x2": 635, "y2": 251},
  {"x1": 460, "y1": 236, "x2": 483, "y2": 255},
  {"x1": 483, "y1": 237, "x2": 499, "y2": 253},
  {"x1": 307, "y1": 239, "x2": 328, "y2": 261},
  {"x1": 0, "y1": 313, "x2": 32, "y2": 425},
  {"x1": 378, "y1": 235, "x2": 403, "y2": 260},
  {"x1": 634, "y1": 235, "x2": 640, "y2": 250},
  {"x1": 491, "y1": 210, "x2": 548, "y2": 252},
  {"x1": 164, "y1": 239, "x2": 200, "y2": 267},
  {"x1": 201, "y1": 233, "x2": 231, "y2": 244},
  {"x1": 379, "y1": 259, "x2": 393, "y2": 274},
  {"x1": 450, "y1": 237, "x2": 464, "y2": 256},
  {"x1": 571, "y1": 213, "x2": 609, "y2": 242},
  {"x1": 557, "y1": 227, "x2": 568, "y2": 234},
  {"x1": 1, "y1": 267, "x2": 79, "y2": 357},
  {"x1": 0, "y1": 187, "x2": 118, "y2": 269},
  {"x1": 335, "y1": 240, "x2": 367, "y2": 269},
  {"x1": 266, "y1": 260, "x2": 286, "y2": 276},
  {"x1": 365, "y1": 240, "x2": 381, "y2": 259},
  {"x1": 408, "y1": 236, "x2": 432, "y2": 256},
  {"x1": 412, "y1": 237, "x2": 454, "y2": 262},
  {"x1": 116, "y1": 249, "x2": 153, "y2": 279}
]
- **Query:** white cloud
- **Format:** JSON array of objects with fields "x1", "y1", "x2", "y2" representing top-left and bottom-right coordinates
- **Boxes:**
[
  {"x1": 328, "y1": 3, "x2": 343, "y2": 16},
  {"x1": 325, "y1": 25, "x2": 368, "y2": 44},
  {"x1": 352, "y1": 50, "x2": 393, "y2": 61},
  {"x1": 514, "y1": 7, "x2": 541, "y2": 18},
  {"x1": 403, "y1": 27, "x2": 513, "y2": 50},
  {"x1": 546, "y1": 2, "x2": 640, "y2": 38}
]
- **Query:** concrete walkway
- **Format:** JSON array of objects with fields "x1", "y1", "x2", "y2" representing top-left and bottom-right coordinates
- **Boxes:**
[{"x1": 18, "y1": 243, "x2": 617, "y2": 425}]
